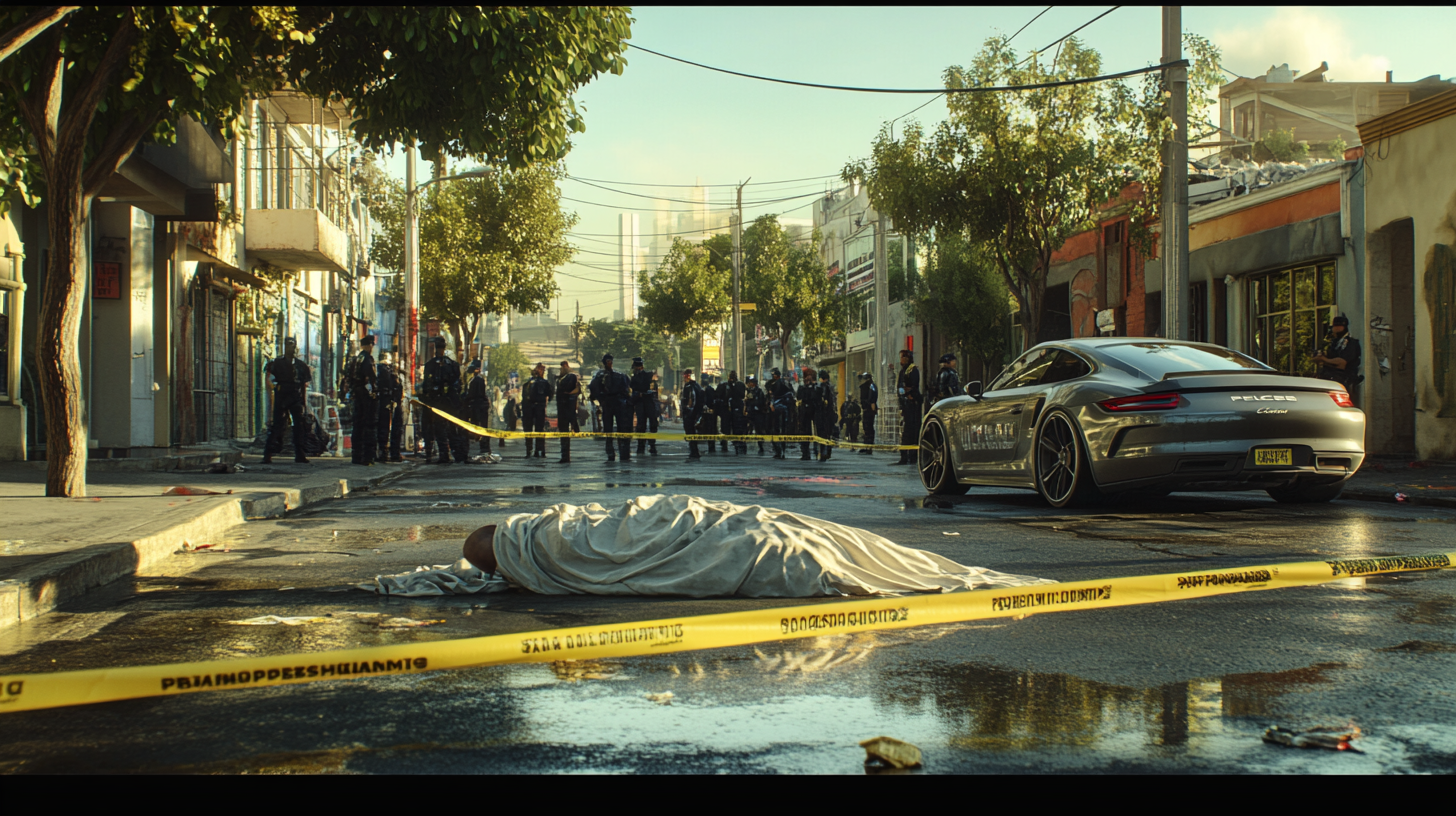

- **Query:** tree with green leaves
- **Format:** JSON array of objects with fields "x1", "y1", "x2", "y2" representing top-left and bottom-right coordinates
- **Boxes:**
[
  {"x1": 485, "y1": 341, "x2": 531, "y2": 390},
  {"x1": 844, "y1": 33, "x2": 1219, "y2": 347},
  {"x1": 0, "y1": 6, "x2": 631, "y2": 496},
  {"x1": 637, "y1": 238, "x2": 731, "y2": 338},
  {"x1": 744, "y1": 215, "x2": 842, "y2": 374},
  {"x1": 915, "y1": 234, "x2": 1013, "y2": 382}
]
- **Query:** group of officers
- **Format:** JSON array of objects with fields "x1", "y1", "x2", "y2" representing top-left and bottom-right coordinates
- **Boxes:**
[{"x1": 263, "y1": 331, "x2": 968, "y2": 468}]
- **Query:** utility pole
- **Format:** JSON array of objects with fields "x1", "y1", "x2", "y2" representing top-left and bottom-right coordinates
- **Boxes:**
[
  {"x1": 403, "y1": 145, "x2": 419, "y2": 449},
  {"x1": 1161, "y1": 6, "x2": 1190, "y2": 340},
  {"x1": 732, "y1": 178, "x2": 748, "y2": 376},
  {"x1": 873, "y1": 207, "x2": 890, "y2": 385}
]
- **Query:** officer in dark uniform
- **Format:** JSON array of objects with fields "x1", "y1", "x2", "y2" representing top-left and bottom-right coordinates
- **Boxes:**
[
  {"x1": 724, "y1": 371, "x2": 748, "y2": 454},
  {"x1": 893, "y1": 350, "x2": 922, "y2": 466},
  {"x1": 744, "y1": 375, "x2": 767, "y2": 455},
  {"x1": 858, "y1": 372, "x2": 878, "y2": 455},
  {"x1": 556, "y1": 360, "x2": 582, "y2": 464},
  {"x1": 679, "y1": 368, "x2": 704, "y2": 461},
  {"x1": 1314, "y1": 314, "x2": 1363, "y2": 406},
  {"x1": 933, "y1": 353, "x2": 963, "y2": 406},
  {"x1": 766, "y1": 367, "x2": 794, "y2": 459},
  {"x1": 375, "y1": 352, "x2": 404, "y2": 463},
  {"x1": 695, "y1": 377, "x2": 715, "y2": 453},
  {"x1": 465, "y1": 358, "x2": 493, "y2": 460},
  {"x1": 520, "y1": 362, "x2": 553, "y2": 458},
  {"x1": 348, "y1": 336, "x2": 379, "y2": 466},
  {"x1": 840, "y1": 393, "x2": 862, "y2": 445},
  {"x1": 421, "y1": 336, "x2": 467, "y2": 465},
  {"x1": 262, "y1": 337, "x2": 312, "y2": 464},
  {"x1": 795, "y1": 368, "x2": 821, "y2": 461},
  {"x1": 816, "y1": 368, "x2": 836, "y2": 461},
  {"x1": 629, "y1": 357, "x2": 660, "y2": 456},
  {"x1": 589, "y1": 353, "x2": 633, "y2": 462}
]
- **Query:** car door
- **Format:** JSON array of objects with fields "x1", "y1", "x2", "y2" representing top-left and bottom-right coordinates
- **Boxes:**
[
  {"x1": 1003, "y1": 349, "x2": 1093, "y2": 481},
  {"x1": 953, "y1": 347, "x2": 1057, "y2": 482}
]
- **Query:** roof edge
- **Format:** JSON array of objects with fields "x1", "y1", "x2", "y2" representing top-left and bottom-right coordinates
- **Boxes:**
[{"x1": 1358, "y1": 87, "x2": 1456, "y2": 144}]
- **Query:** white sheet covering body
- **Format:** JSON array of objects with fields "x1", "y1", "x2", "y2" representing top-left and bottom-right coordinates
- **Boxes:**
[{"x1": 492, "y1": 494, "x2": 1055, "y2": 598}]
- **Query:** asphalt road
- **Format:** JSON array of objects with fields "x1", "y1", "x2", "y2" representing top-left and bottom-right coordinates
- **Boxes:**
[{"x1": 3, "y1": 443, "x2": 1454, "y2": 774}]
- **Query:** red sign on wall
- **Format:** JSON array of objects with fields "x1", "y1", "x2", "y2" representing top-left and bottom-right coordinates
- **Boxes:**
[{"x1": 93, "y1": 262, "x2": 121, "y2": 299}]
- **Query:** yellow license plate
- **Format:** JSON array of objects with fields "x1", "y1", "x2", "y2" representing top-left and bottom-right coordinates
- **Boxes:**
[{"x1": 1254, "y1": 448, "x2": 1293, "y2": 466}]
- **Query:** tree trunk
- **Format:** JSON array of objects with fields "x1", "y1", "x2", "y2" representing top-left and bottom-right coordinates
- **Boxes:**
[
  {"x1": 40, "y1": 164, "x2": 90, "y2": 497},
  {"x1": 779, "y1": 328, "x2": 794, "y2": 375},
  {"x1": 447, "y1": 319, "x2": 466, "y2": 361}
]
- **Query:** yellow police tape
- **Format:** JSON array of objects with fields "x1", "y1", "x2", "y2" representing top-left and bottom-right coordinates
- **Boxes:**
[
  {"x1": 411, "y1": 398, "x2": 915, "y2": 451},
  {"x1": 1, "y1": 551, "x2": 1449, "y2": 714}
]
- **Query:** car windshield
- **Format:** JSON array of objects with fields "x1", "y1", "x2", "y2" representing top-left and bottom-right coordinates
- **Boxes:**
[{"x1": 1098, "y1": 343, "x2": 1271, "y2": 381}]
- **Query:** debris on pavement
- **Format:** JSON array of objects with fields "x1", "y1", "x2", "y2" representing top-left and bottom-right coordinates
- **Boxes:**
[
  {"x1": 860, "y1": 736, "x2": 923, "y2": 769},
  {"x1": 164, "y1": 486, "x2": 232, "y2": 496},
  {"x1": 224, "y1": 615, "x2": 334, "y2": 626},
  {"x1": 1262, "y1": 725, "x2": 1362, "y2": 752},
  {"x1": 205, "y1": 462, "x2": 237, "y2": 474},
  {"x1": 1395, "y1": 492, "x2": 1409, "y2": 502},
  {"x1": 942, "y1": 531, "x2": 961, "y2": 536},
  {"x1": 327, "y1": 611, "x2": 386, "y2": 620},
  {"x1": 377, "y1": 617, "x2": 445, "y2": 629},
  {"x1": 644, "y1": 691, "x2": 674, "y2": 705},
  {"x1": 356, "y1": 559, "x2": 509, "y2": 597}
]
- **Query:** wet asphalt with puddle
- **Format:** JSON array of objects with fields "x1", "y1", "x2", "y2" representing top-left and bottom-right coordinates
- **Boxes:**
[{"x1": 2, "y1": 448, "x2": 1454, "y2": 773}]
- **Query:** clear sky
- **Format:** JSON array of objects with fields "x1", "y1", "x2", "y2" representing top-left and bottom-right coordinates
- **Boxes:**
[{"x1": 381, "y1": 5, "x2": 1456, "y2": 320}]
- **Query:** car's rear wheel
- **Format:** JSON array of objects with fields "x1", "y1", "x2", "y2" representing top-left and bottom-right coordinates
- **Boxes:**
[
  {"x1": 919, "y1": 417, "x2": 970, "y2": 495},
  {"x1": 1266, "y1": 479, "x2": 1345, "y2": 504},
  {"x1": 1035, "y1": 410, "x2": 1101, "y2": 508}
]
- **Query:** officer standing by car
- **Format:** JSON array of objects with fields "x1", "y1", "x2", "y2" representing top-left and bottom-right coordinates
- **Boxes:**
[
  {"x1": 744, "y1": 374, "x2": 767, "y2": 455},
  {"x1": 630, "y1": 357, "x2": 660, "y2": 457},
  {"x1": 421, "y1": 337, "x2": 468, "y2": 464},
  {"x1": 375, "y1": 351, "x2": 404, "y2": 463},
  {"x1": 348, "y1": 335, "x2": 379, "y2": 466},
  {"x1": 933, "y1": 353, "x2": 963, "y2": 406},
  {"x1": 556, "y1": 360, "x2": 582, "y2": 464},
  {"x1": 465, "y1": 358, "x2": 493, "y2": 461},
  {"x1": 590, "y1": 353, "x2": 634, "y2": 462},
  {"x1": 1313, "y1": 314, "x2": 1363, "y2": 406},
  {"x1": 520, "y1": 362, "x2": 553, "y2": 459},
  {"x1": 679, "y1": 368, "x2": 705, "y2": 461},
  {"x1": 766, "y1": 367, "x2": 794, "y2": 460},
  {"x1": 262, "y1": 337, "x2": 312, "y2": 465},
  {"x1": 858, "y1": 372, "x2": 879, "y2": 455},
  {"x1": 893, "y1": 350, "x2": 922, "y2": 466},
  {"x1": 795, "y1": 368, "x2": 821, "y2": 461}
]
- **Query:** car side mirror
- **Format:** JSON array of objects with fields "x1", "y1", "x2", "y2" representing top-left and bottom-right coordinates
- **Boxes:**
[{"x1": 965, "y1": 380, "x2": 983, "y2": 400}]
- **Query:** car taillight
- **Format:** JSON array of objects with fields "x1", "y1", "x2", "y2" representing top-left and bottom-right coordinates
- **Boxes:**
[
  {"x1": 1097, "y1": 392, "x2": 1182, "y2": 412},
  {"x1": 1329, "y1": 391, "x2": 1355, "y2": 408}
]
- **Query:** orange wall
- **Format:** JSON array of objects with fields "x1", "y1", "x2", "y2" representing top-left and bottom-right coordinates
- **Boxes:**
[
  {"x1": 1050, "y1": 229, "x2": 1098, "y2": 264},
  {"x1": 1190, "y1": 182, "x2": 1340, "y2": 250}
]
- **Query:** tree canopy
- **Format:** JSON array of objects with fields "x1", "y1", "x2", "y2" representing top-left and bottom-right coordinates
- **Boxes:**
[
  {"x1": 745, "y1": 216, "x2": 841, "y2": 373},
  {"x1": 915, "y1": 233, "x2": 1013, "y2": 382},
  {"x1": 637, "y1": 238, "x2": 731, "y2": 338}
]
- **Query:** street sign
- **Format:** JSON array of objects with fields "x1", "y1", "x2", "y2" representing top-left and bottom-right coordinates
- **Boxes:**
[{"x1": 738, "y1": 302, "x2": 756, "y2": 312}]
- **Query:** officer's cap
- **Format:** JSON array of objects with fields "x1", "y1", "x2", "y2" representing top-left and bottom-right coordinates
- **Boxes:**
[
  {"x1": 601, "y1": 353, "x2": 614, "y2": 362},
  {"x1": 466, "y1": 359, "x2": 481, "y2": 373},
  {"x1": 360, "y1": 335, "x2": 375, "y2": 346},
  {"x1": 900, "y1": 348, "x2": 914, "y2": 358},
  {"x1": 939, "y1": 352, "x2": 956, "y2": 363},
  {"x1": 770, "y1": 368, "x2": 781, "y2": 376},
  {"x1": 431, "y1": 336, "x2": 446, "y2": 347},
  {"x1": 858, "y1": 371, "x2": 871, "y2": 380},
  {"x1": 1332, "y1": 314, "x2": 1350, "y2": 327},
  {"x1": 632, "y1": 356, "x2": 644, "y2": 366},
  {"x1": 746, "y1": 375, "x2": 757, "y2": 383}
]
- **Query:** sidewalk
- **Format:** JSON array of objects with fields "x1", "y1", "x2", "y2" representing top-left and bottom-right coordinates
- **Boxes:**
[
  {"x1": 0, "y1": 450, "x2": 415, "y2": 629},
  {"x1": 1342, "y1": 456, "x2": 1456, "y2": 509}
]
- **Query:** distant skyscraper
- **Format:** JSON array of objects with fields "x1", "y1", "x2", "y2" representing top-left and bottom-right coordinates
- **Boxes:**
[{"x1": 617, "y1": 212, "x2": 643, "y2": 321}]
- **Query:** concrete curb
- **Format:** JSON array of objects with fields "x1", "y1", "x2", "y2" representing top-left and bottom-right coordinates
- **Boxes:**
[
  {"x1": 0, "y1": 463, "x2": 414, "y2": 630},
  {"x1": 18, "y1": 450, "x2": 244, "y2": 473},
  {"x1": 1343, "y1": 487, "x2": 1456, "y2": 510}
]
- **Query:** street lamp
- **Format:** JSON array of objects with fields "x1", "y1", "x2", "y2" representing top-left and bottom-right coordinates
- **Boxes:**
[{"x1": 401, "y1": 146, "x2": 490, "y2": 448}]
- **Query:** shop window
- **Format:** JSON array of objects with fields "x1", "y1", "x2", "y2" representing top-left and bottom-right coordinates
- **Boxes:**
[{"x1": 1247, "y1": 262, "x2": 1337, "y2": 376}]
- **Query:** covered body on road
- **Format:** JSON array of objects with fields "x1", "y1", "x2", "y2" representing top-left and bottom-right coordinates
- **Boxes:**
[{"x1": 464, "y1": 494, "x2": 1054, "y2": 598}]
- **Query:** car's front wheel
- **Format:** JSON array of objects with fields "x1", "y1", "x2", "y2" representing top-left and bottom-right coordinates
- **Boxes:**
[
  {"x1": 919, "y1": 417, "x2": 970, "y2": 495},
  {"x1": 1035, "y1": 410, "x2": 1101, "y2": 508}
]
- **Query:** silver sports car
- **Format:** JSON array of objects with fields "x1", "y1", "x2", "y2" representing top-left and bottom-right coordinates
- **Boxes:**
[{"x1": 918, "y1": 338, "x2": 1365, "y2": 507}]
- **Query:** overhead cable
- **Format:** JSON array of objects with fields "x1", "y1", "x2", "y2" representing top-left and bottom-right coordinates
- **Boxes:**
[
  {"x1": 1014, "y1": 6, "x2": 1120, "y2": 67},
  {"x1": 566, "y1": 173, "x2": 841, "y2": 189}
]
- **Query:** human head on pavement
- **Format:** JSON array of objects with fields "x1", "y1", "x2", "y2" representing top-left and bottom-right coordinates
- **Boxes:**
[
  {"x1": 466, "y1": 359, "x2": 482, "y2": 374},
  {"x1": 632, "y1": 356, "x2": 644, "y2": 370},
  {"x1": 1331, "y1": 314, "x2": 1349, "y2": 337},
  {"x1": 939, "y1": 352, "x2": 957, "y2": 369},
  {"x1": 283, "y1": 337, "x2": 297, "y2": 358},
  {"x1": 431, "y1": 336, "x2": 446, "y2": 357},
  {"x1": 900, "y1": 349, "x2": 913, "y2": 365},
  {"x1": 463, "y1": 525, "x2": 498, "y2": 574},
  {"x1": 602, "y1": 352, "x2": 615, "y2": 371},
  {"x1": 360, "y1": 335, "x2": 375, "y2": 348}
]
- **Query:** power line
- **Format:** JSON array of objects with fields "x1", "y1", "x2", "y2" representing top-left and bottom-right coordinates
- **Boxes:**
[
  {"x1": 567, "y1": 177, "x2": 833, "y2": 208},
  {"x1": 1015, "y1": 6, "x2": 1120, "y2": 67},
  {"x1": 561, "y1": 189, "x2": 823, "y2": 213},
  {"x1": 1007, "y1": 6, "x2": 1053, "y2": 45},
  {"x1": 627, "y1": 34, "x2": 1179, "y2": 94},
  {"x1": 567, "y1": 173, "x2": 841, "y2": 189}
]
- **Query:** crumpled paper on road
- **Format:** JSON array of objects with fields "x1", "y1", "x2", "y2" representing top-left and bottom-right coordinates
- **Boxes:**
[{"x1": 356, "y1": 558, "x2": 511, "y2": 597}]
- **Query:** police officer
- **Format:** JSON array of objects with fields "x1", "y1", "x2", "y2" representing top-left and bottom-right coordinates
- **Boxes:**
[
  {"x1": 816, "y1": 368, "x2": 836, "y2": 461},
  {"x1": 766, "y1": 367, "x2": 794, "y2": 459},
  {"x1": 521, "y1": 362, "x2": 553, "y2": 458},
  {"x1": 744, "y1": 374, "x2": 768, "y2": 455},
  {"x1": 796, "y1": 368, "x2": 821, "y2": 461},
  {"x1": 679, "y1": 368, "x2": 705, "y2": 461},
  {"x1": 590, "y1": 353, "x2": 634, "y2": 462},
  {"x1": 556, "y1": 360, "x2": 582, "y2": 464},
  {"x1": 421, "y1": 336, "x2": 468, "y2": 465},
  {"x1": 1314, "y1": 314, "x2": 1363, "y2": 406},
  {"x1": 465, "y1": 358, "x2": 493, "y2": 461},
  {"x1": 630, "y1": 357, "x2": 660, "y2": 457},
  {"x1": 375, "y1": 351, "x2": 405, "y2": 463},
  {"x1": 346, "y1": 336, "x2": 379, "y2": 466},
  {"x1": 841, "y1": 392, "x2": 862, "y2": 445},
  {"x1": 696, "y1": 377, "x2": 716, "y2": 453},
  {"x1": 933, "y1": 353, "x2": 963, "y2": 405},
  {"x1": 858, "y1": 372, "x2": 878, "y2": 455},
  {"x1": 261, "y1": 337, "x2": 311, "y2": 465},
  {"x1": 725, "y1": 371, "x2": 748, "y2": 454},
  {"x1": 503, "y1": 389, "x2": 519, "y2": 446},
  {"x1": 893, "y1": 350, "x2": 922, "y2": 466}
]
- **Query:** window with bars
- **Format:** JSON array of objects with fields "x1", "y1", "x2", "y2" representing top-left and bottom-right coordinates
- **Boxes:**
[{"x1": 1248, "y1": 262, "x2": 1337, "y2": 376}]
